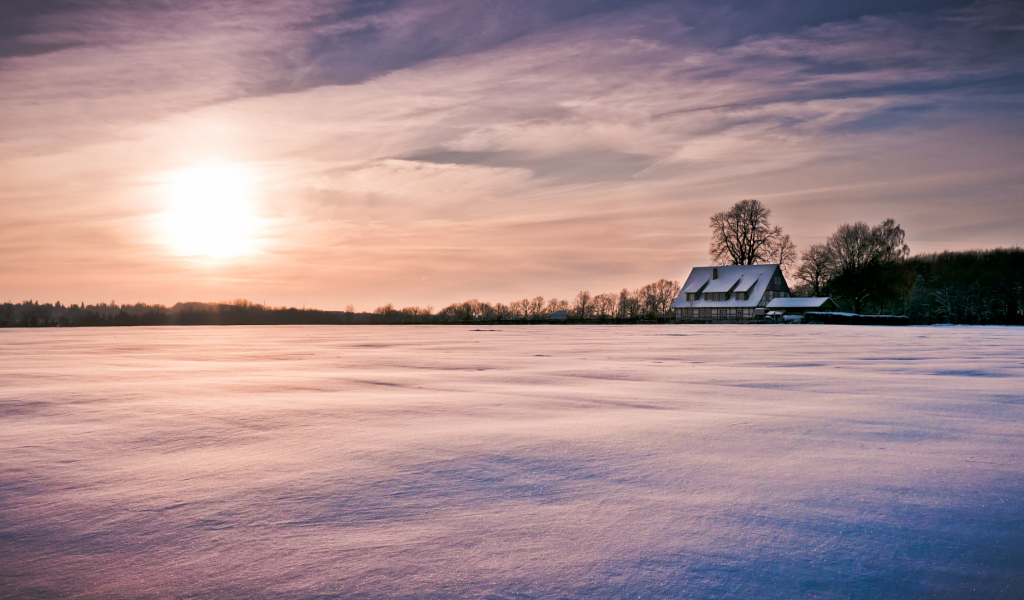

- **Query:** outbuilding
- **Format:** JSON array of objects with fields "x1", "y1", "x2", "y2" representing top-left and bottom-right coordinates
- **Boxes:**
[{"x1": 766, "y1": 297, "x2": 839, "y2": 321}]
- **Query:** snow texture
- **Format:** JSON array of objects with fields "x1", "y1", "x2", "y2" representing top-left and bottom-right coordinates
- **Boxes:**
[{"x1": 1, "y1": 325, "x2": 1022, "y2": 599}]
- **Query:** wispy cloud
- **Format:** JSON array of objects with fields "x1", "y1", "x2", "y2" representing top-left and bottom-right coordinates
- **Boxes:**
[{"x1": 0, "y1": 1, "x2": 1022, "y2": 307}]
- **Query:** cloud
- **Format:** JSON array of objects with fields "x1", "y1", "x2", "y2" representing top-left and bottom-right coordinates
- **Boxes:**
[{"x1": 0, "y1": 1, "x2": 1022, "y2": 307}]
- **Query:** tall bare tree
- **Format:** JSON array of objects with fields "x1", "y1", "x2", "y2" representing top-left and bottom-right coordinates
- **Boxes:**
[
  {"x1": 795, "y1": 243, "x2": 833, "y2": 297},
  {"x1": 824, "y1": 218, "x2": 910, "y2": 313},
  {"x1": 617, "y1": 289, "x2": 635, "y2": 319},
  {"x1": 709, "y1": 199, "x2": 791, "y2": 266},
  {"x1": 767, "y1": 233, "x2": 797, "y2": 273}
]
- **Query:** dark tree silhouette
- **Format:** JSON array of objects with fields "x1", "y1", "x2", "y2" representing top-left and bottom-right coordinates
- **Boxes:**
[
  {"x1": 824, "y1": 218, "x2": 909, "y2": 314},
  {"x1": 796, "y1": 243, "x2": 833, "y2": 297},
  {"x1": 709, "y1": 199, "x2": 792, "y2": 268}
]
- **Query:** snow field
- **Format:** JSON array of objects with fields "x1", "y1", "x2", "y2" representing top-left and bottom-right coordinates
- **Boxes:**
[{"x1": 1, "y1": 325, "x2": 1022, "y2": 598}]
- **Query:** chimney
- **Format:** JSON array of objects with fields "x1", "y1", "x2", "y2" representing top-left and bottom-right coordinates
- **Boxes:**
[{"x1": 713, "y1": 267, "x2": 718, "y2": 279}]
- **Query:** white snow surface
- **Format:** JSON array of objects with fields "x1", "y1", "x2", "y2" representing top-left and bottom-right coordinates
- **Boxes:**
[{"x1": 1, "y1": 325, "x2": 1023, "y2": 599}]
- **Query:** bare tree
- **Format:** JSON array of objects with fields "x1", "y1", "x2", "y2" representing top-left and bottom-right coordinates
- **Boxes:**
[
  {"x1": 592, "y1": 293, "x2": 618, "y2": 319},
  {"x1": 547, "y1": 298, "x2": 569, "y2": 313},
  {"x1": 456, "y1": 300, "x2": 483, "y2": 321},
  {"x1": 768, "y1": 233, "x2": 797, "y2": 273},
  {"x1": 476, "y1": 302, "x2": 497, "y2": 321},
  {"x1": 795, "y1": 243, "x2": 833, "y2": 297},
  {"x1": 491, "y1": 303, "x2": 511, "y2": 320},
  {"x1": 571, "y1": 291, "x2": 593, "y2": 320},
  {"x1": 510, "y1": 299, "x2": 527, "y2": 320},
  {"x1": 825, "y1": 218, "x2": 910, "y2": 313},
  {"x1": 617, "y1": 288, "x2": 639, "y2": 320},
  {"x1": 709, "y1": 199, "x2": 790, "y2": 266},
  {"x1": 529, "y1": 296, "x2": 545, "y2": 320},
  {"x1": 649, "y1": 279, "x2": 681, "y2": 317},
  {"x1": 871, "y1": 218, "x2": 911, "y2": 264}
]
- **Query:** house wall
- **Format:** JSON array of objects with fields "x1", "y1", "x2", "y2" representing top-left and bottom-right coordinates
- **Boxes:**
[{"x1": 675, "y1": 307, "x2": 757, "y2": 321}]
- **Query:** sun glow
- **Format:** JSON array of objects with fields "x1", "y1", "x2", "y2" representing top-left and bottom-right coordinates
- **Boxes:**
[{"x1": 162, "y1": 165, "x2": 260, "y2": 258}]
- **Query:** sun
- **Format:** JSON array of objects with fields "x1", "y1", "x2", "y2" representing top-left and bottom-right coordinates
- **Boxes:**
[{"x1": 162, "y1": 165, "x2": 260, "y2": 258}]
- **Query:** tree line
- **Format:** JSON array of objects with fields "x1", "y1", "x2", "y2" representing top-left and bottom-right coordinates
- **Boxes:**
[
  {"x1": 0, "y1": 280, "x2": 684, "y2": 328},
  {"x1": 709, "y1": 199, "x2": 1023, "y2": 324},
  {"x1": 0, "y1": 300, "x2": 365, "y2": 328},
  {"x1": 371, "y1": 279, "x2": 682, "y2": 324}
]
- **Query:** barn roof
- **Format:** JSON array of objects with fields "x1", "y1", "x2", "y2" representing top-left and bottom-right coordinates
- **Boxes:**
[
  {"x1": 671, "y1": 264, "x2": 783, "y2": 309},
  {"x1": 767, "y1": 297, "x2": 837, "y2": 309}
]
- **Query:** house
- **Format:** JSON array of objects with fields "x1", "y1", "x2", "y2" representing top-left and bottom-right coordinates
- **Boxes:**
[
  {"x1": 671, "y1": 264, "x2": 791, "y2": 322},
  {"x1": 766, "y1": 297, "x2": 838, "y2": 321},
  {"x1": 548, "y1": 310, "x2": 569, "y2": 321}
]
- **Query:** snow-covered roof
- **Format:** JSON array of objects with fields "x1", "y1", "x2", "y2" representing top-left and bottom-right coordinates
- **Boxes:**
[
  {"x1": 704, "y1": 274, "x2": 741, "y2": 293},
  {"x1": 734, "y1": 276, "x2": 758, "y2": 293},
  {"x1": 682, "y1": 277, "x2": 709, "y2": 294},
  {"x1": 767, "y1": 297, "x2": 836, "y2": 309},
  {"x1": 671, "y1": 265, "x2": 783, "y2": 309}
]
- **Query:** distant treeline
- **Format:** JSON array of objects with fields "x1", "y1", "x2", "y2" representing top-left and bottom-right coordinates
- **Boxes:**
[
  {"x1": 372, "y1": 279, "x2": 682, "y2": 324},
  {"x1": 3, "y1": 250, "x2": 1021, "y2": 327},
  {"x1": 0, "y1": 280, "x2": 683, "y2": 328},
  {"x1": 0, "y1": 300, "x2": 370, "y2": 328}
]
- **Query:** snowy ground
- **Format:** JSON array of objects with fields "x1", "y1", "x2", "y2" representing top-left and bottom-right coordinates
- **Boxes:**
[{"x1": 1, "y1": 325, "x2": 1022, "y2": 599}]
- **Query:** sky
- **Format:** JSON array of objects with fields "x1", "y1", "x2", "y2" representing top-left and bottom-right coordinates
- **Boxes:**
[{"x1": 1, "y1": 0, "x2": 1022, "y2": 310}]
